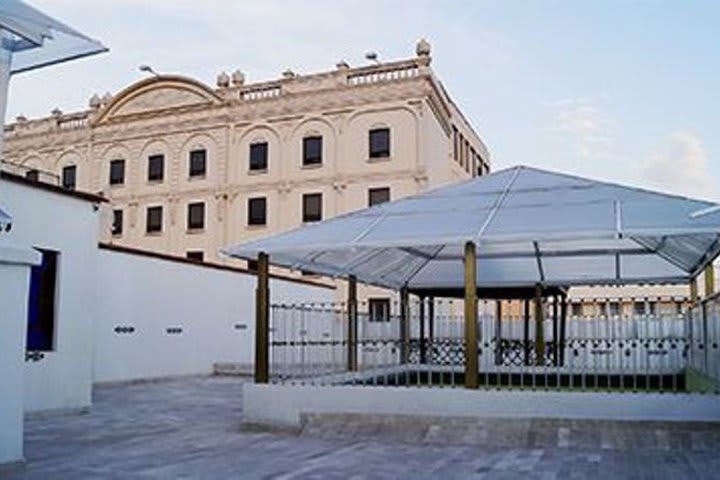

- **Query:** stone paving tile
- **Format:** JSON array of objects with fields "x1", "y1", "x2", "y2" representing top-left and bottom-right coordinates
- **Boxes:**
[{"x1": 5, "y1": 376, "x2": 720, "y2": 479}]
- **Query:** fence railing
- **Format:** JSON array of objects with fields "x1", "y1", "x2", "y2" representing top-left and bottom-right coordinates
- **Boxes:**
[{"x1": 268, "y1": 296, "x2": 718, "y2": 394}]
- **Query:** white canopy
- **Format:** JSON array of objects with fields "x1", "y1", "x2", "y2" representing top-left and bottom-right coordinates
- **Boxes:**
[
  {"x1": 223, "y1": 166, "x2": 720, "y2": 290},
  {"x1": 0, "y1": 0, "x2": 107, "y2": 74}
]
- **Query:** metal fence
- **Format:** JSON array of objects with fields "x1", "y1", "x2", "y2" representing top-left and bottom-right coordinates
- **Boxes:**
[{"x1": 269, "y1": 295, "x2": 719, "y2": 394}]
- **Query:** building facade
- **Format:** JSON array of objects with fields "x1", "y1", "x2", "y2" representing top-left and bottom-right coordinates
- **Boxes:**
[{"x1": 1, "y1": 40, "x2": 489, "y2": 266}]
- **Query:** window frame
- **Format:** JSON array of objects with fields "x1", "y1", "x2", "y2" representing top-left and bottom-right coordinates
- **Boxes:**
[
  {"x1": 146, "y1": 205, "x2": 163, "y2": 234},
  {"x1": 147, "y1": 154, "x2": 165, "y2": 182},
  {"x1": 302, "y1": 192, "x2": 323, "y2": 223},
  {"x1": 302, "y1": 136, "x2": 323, "y2": 166},
  {"x1": 249, "y1": 142, "x2": 268, "y2": 172},
  {"x1": 189, "y1": 149, "x2": 207, "y2": 178},
  {"x1": 26, "y1": 248, "x2": 59, "y2": 352},
  {"x1": 368, "y1": 187, "x2": 391, "y2": 207},
  {"x1": 368, "y1": 298, "x2": 391, "y2": 323},
  {"x1": 369, "y1": 128, "x2": 391, "y2": 159},
  {"x1": 112, "y1": 209, "x2": 123, "y2": 236},
  {"x1": 247, "y1": 197, "x2": 267, "y2": 226},
  {"x1": 61, "y1": 165, "x2": 77, "y2": 190},
  {"x1": 109, "y1": 159, "x2": 125, "y2": 186},
  {"x1": 187, "y1": 202, "x2": 206, "y2": 230}
]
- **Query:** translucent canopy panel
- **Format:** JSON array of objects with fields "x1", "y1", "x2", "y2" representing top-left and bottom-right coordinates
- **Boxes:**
[
  {"x1": 223, "y1": 166, "x2": 720, "y2": 290},
  {"x1": 0, "y1": 0, "x2": 107, "y2": 74}
]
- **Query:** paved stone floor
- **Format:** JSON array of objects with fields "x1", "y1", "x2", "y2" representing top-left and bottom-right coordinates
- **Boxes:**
[{"x1": 6, "y1": 376, "x2": 720, "y2": 479}]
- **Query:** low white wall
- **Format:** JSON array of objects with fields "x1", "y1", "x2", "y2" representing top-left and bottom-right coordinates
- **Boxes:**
[
  {"x1": 244, "y1": 383, "x2": 720, "y2": 428},
  {"x1": 94, "y1": 247, "x2": 334, "y2": 383}
]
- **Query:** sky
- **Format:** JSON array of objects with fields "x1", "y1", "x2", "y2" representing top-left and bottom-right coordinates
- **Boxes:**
[{"x1": 7, "y1": 0, "x2": 720, "y2": 201}]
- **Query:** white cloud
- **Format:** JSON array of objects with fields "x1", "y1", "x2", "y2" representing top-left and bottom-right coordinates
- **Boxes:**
[
  {"x1": 639, "y1": 131, "x2": 717, "y2": 200},
  {"x1": 544, "y1": 97, "x2": 613, "y2": 161}
]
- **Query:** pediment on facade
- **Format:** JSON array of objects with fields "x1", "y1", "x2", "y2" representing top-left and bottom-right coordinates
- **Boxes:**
[{"x1": 95, "y1": 76, "x2": 223, "y2": 124}]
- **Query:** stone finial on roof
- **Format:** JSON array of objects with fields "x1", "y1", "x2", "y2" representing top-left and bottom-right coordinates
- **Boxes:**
[
  {"x1": 336, "y1": 60, "x2": 350, "y2": 70},
  {"x1": 282, "y1": 69, "x2": 296, "y2": 79},
  {"x1": 51, "y1": 108, "x2": 62, "y2": 117},
  {"x1": 89, "y1": 93, "x2": 101, "y2": 109},
  {"x1": 231, "y1": 70, "x2": 245, "y2": 86},
  {"x1": 216, "y1": 71, "x2": 230, "y2": 88},
  {"x1": 416, "y1": 38, "x2": 431, "y2": 58},
  {"x1": 15, "y1": 115, "x2": 27, "y2": 122}
]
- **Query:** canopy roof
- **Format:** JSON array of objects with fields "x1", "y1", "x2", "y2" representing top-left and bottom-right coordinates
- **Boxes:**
[
  {"x1": 223, "y1": 166, "x2": 720, "y2": 290},
  {"x1": 0, "y1": 0, "x2": 107, "y2": 74}
]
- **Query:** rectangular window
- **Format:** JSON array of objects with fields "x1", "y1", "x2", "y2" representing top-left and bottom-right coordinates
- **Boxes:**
[
  {"x1": 25, "y1": 169, "x2": 39, "y2": 181},
  {"x1": 62, "y1": 165, "x2": 76, "y2": 190},
  {"x1": 186, "y1": 251, "x2": 204, "y2": 262},
  {"x1": 189, "y1": 149, "x2": 207, "y2": 177},
  {"x1": 302, "y1": 193, "x2": 322, "y2": 223},
  {"x1": 571, "y1": 303, "x2": 583, "y2": 317},
  {"x1": 302, "y1": 136, "x2": 323, "y2": 166},
  {"x1": 633, "y1": 301, "x2": 646, "y2": 316},
  {"x1": 369, "y1": 128, "x2": 390, "y2": 158},
  {"x1": 369, "y1": 298, "x2": 391, "y2": 323},
  {"x1": 112, "y1": 209, "x2": 123, "y2": 236},
  {"x1": 187, "y1": 202, "x2": 205, "y2": 230},
  {"x1": 146, "y1": 206, "x2": 163, "y2": 233},
  {"x1": 148, "y1": 154, "x2": 164, "y2": 182},
  {"x1": 109, "y1": 159, "x2": 125, "y2": 185},
  {"x1": 609, "y1": 301, "x2": 621, "y2": 317},
  {"x1": 248, "y1": 197, "x2": 267, "y2": 226},
  {"x1": 249, "y1": 142, "x2": 268, "y2": 171},
  {"x1": 368, "y1": 187, "x2": 390, "y2": 207},
  {"x1": 26, "y1": 249, "x2": 58, "y2": 352}
]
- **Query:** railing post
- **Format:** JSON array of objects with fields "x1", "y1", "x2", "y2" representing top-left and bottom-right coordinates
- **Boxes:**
[
  {"x1": 254, "y1": 252, "x2": 270, "y2": 384},
  {"x1": 347, "y1": 275, "x2": 358, "y2": 372},
  {"x1": 400, "y1": 287, "x2": 410, "y2": 364},
  {"x1": 419, "y1": 296, "x2": 426, "y2": 364},
  {"x1": 428, "y1": 297, "x2": 435, "y2": 363},
  {"x1": 523, "y1": 299, "x2": 531, "y2": 366},
  {"x1": 464, "y1": 241, "x2": 479, "y2": 389},
  {"x1": 494, "y1": 301, "x2": 502, "y2": 366},
  {"x1": 534, "y1": 283, "x2": 546, "y2": 366},
  {"x1": 559, "y1": 293, "x2": 567, "y2": 366}
]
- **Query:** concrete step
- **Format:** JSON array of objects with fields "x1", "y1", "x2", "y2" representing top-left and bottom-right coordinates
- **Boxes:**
[{"x1": 300, "y1": 413, "x2": 720, "y2": 451}]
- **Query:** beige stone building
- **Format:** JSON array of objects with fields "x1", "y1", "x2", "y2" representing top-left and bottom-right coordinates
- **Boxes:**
[{"x1": 1, "y1": 40, "x2": 489, "y2": 268}]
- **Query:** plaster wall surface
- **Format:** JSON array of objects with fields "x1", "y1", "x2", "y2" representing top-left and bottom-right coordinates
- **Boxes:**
[{"x1": 94, "y1": 247, "x2": 334, "y2": 383}]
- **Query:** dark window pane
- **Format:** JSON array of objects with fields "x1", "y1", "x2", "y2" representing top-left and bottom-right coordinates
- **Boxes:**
[
  {"x1": 187, "y1": 202, "x2": 205, "y2": 230},
  {"x1": 112, "y1": 209, "x2": 123, "y2": 236},
  {"x1": 302, "y1": 193, "x2": 322, "y2": 222},
  {"x1": 148, "y1": 154, "x2": 164, "y2": 182},
  {"x1": 189, "y1": 149, "x2": 206, "y2": 177},
  {"x1": 571, "y1": 303, "x2": 583, "y2": 317},
  {"x1": 186, "y1": 251, "x2": 204, "y2": 262},
  {"x1": 369, "y1": 298, "x2": 390, "y2": 323},
  {"x1": 368, "y1": 187, "x2": 390, "y2": 207},
  {"x1": 146, "y1": 206, "x2": 163, "y2": 233},
  {"x1": 109, "y1": 159, "x2": 125, "y2": 185},
  {"x1": 62, "y1": 165, "x2": 76, "y2": 190},
  {"x1": 26, "y1": 249, "x2": 58, "y2": 351},
  {"x1": 25, "y1": 169, "x2": 39, "y2": 181},
  {"x1": 302, "y1": 136, "x2": 322, "y2": 165},
  {"x1": 248, "y1": 197, "x2": 266, "y2": 226},
  {"x1": 249, "y1": 142, "x2": 268, "y2": 171},
  {"x1": 369, "y1": 128, "x2": 390, "y2": 158}
]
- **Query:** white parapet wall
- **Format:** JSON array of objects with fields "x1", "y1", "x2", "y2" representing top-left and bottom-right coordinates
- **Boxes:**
[
  {"x1": 244, "y1": 383, "x2": 720, "y2": 428},
  {"x1": 94, "y1": 245, "x2": 335, "y2": 383}
]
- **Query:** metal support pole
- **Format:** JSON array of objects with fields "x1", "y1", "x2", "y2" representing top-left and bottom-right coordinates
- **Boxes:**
[
  {"x1": 347, "y1": 275, "x2": 358, "y2": 372},
  {"x1": 419, "y1": 296, "x2": 426, "y2": 364},
  {"x1": 464, "y1": 241, "x2": 479, "y2": 389},
  {"x1": 553, "y1": 296, "x2": 559, "y2": 367},
  {"x1": 428, "y1": 297, "x2": 435, "y2": 363},
  {"x1": 254, "y1": 252, "x2": 270, "y2": 383},
  {"x1": 494, "y1": 301, "x2": 503, "y2": 366},
  {"x1": 534, "y1": 284, "x2": 546, "y2": 366},
  {"x1": 703, "y1": 264, "x2": 715, "y2": 373},
  {"x1": 559, "y1": 293, "x2": 568, "y2": 366},
  {"x1": 523, "y1": 299, "x2": 531, "y2": 366},
  {"x1": 400, "y1": 287, "x2": 410, "y2": 364}
]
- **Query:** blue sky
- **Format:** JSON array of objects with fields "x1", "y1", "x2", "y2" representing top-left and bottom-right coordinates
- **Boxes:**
[{"x1": 8, "y1": 0, "x2": 719, "y2": 200}]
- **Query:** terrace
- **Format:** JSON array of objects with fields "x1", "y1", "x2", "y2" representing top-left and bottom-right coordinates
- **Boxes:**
[{"x1": 224, "y1": 165, "x2": 720, "y2": 425}]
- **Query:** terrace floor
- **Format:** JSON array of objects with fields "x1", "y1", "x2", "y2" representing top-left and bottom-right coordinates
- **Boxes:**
[{"x1": 6, "y1": 376, "x2": 720, "y2": 479}]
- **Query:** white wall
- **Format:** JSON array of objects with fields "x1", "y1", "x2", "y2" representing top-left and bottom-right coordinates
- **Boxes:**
[
  {"x1": 94, "y1": 247, "x2": 334, "y2": 383},
  {"x1": 0, "y1": 247, "x2": 39, "y2": 466},
  {"x1": 0, "y1": 177, "x2": 100, "y2": 415}
]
